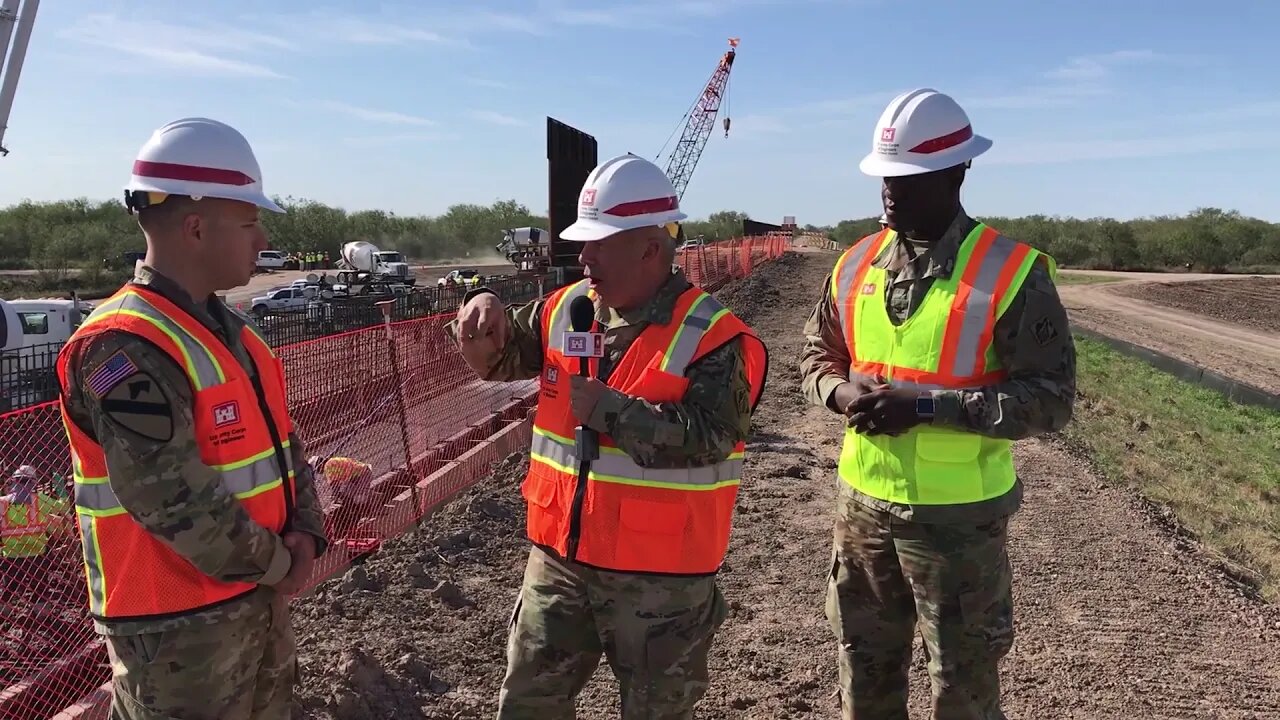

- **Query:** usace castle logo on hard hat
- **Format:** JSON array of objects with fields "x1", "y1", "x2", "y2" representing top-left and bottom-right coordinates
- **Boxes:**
[
  {"x1": 579, "y1": 188, "x2": 599, "y2": 220},
  {"x1": 877, "y1": 126, "x2": 900, "y2": 156}
]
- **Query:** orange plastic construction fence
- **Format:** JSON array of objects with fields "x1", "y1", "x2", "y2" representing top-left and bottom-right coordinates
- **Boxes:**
[{"x1": 0, "y1": 234, "x2": 788, "y2": 720}]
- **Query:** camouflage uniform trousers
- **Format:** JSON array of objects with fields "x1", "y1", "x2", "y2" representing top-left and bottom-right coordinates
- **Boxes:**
[
  {"x1": 497, "y1": 545, "x2": 729, "y2": 720},
  {"x1": 104, "y1": 590, "x2": 297, "y2": 720},
  {"x1": 826, "y1": 486, "x2": 1015, "y2": 720}
]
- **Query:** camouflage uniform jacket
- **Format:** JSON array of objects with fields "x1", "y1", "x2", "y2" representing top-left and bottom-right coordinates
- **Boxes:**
[
  {"x1": 445, "y1": 267, "x2": 754, "y2": 468},
  {"x1": 800, "y1": 208, "x2": 1077, "y2": 523},
  {"x1": 60, "y1": 265, "x2": 328, "y2": 636}
]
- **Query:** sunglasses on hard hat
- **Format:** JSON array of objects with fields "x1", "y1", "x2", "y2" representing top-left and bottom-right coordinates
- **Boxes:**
[{"x1": 123, "y1": 190, "x2": 171, "y2": 215}]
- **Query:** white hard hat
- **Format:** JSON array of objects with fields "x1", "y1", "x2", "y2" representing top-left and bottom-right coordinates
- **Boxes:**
[
  {"x1": 125, "y1": 117, "x2": 284, "y2": 213},
  {"x1": 859, "y1": 89, "x2": 992, "y2": 177},
  {"x1": 878, "y1": 213, "x2": 888, "y2": 226},
  {"x1": 560, "y1": 154, "x2": 687, "y2": 242},
  {"x1": 12, "y1": 465, "x2": 36, "y2": 479}
]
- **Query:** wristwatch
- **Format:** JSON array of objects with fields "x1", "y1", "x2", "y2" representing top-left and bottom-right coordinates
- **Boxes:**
[{"x1": 915, "y1": 392, "x2": 936, "y2": 422}]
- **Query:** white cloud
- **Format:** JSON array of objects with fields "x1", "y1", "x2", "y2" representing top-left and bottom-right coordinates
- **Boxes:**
[
  {"x1": 964, "y1": 49, "x2": 1184, "y2": 111},
  {"x1": 59, "y1": 14, "x2": 290, "y2": 79},
  {"x1": 318, "y1": 101, "x2": 434, "y2": 127},
  {"x1": 984, "y1": 130, "x2": 1280, "y2": 167},
  {"x1": 341, "y1": 132, "x2": 456, "y2": 148},
  {"x1": 469, "y1": 111, "x2": 528, "y2": 127}
]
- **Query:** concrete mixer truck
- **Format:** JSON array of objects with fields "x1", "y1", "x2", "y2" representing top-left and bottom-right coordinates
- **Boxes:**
[{"x1": 336, "y1": 241, "x2": 417, "y2": 292}]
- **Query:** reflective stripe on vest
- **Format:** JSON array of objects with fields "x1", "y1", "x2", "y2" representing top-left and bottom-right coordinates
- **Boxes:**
[
  {"x1": 832, "y1": 224, "x2": 1051, "y2": 505},
  {"x1": 57, "y1": 284, "x2": 295, "y2": 620},
  {"x1": 522, "y1": 279, "x2": 766, "y2": 575}
]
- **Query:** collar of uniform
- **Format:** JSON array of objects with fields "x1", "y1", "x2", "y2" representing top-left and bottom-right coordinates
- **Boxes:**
[
  {"x1": 870, "y1": 208, "x2": 979, "y2": 280},
  {"x1": 130, "y1": 264, "x2": 232, "y2": 341},
  {"x1": 599, "y1": 266, "x2": 692, "y2": 329}
]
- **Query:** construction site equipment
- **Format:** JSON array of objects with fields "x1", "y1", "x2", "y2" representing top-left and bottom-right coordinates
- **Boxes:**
[
  {"x1": 656, "y1": 37, "x2": 738, "y2": 202},
  {"x1": 123, "y1": 117, "x2": 284, "y2": 213},
  {"x1": 495, "y1": 226, "x2": 553, "y2": 273},
  {"x1": 859, "y1": 88, "x2": 992, "y2": 177},
  {"x1": 561, "y1": 154, "x2": 688, "y2": 242},
  {"x1": 337, "y1": 240, "x2": 417, "y2": 290},
  {"x1": 0, "y1": 0, "x2": 37, "y2": 157}
]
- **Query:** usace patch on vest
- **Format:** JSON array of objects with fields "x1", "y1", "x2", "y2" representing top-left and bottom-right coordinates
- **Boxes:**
[
  {"x1": 541, "y1": 365, "x2": 561, "y2": 399},
  {"x1": 91, "y1": 351, "x2": 173, "y2": 443},
  {"x1": 209, "y1": 399, "x2": 247, "y2": 448}
]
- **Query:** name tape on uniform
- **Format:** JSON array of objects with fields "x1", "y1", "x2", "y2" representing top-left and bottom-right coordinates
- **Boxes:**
[{"x1": 563, "y1": 331, "x2": 605, "y2": 358}]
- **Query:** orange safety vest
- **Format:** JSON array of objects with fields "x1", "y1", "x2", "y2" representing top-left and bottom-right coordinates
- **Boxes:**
[
  {"x1": 522, "y1": 279, "x2": 768, "y2": 575},
  {"x1": 55, "y1": 284, "x2": 297, "y2": 622}
]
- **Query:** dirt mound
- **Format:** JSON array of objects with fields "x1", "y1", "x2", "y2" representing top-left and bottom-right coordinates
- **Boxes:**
[
  {"x1": 1116, "y1": 276, "x2": 1280, "y2": 334},
  {"x1": 291, "y1": 453, "x2": 531, "y2": 720}
]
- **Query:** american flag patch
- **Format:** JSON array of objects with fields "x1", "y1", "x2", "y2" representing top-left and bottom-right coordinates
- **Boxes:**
[{"x1": 87, "y1": 351, "x2": 138, "y2": 397}]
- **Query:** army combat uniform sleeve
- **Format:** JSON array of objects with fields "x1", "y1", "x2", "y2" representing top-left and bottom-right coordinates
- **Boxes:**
[
  {"x1": 286, "y1": 431, "x2": 329, "y2": 557},
  {"x1": 799, "y1": 272, "x2": 852, "y2": 412},
  {"x1": 586, "y1": 338, "x2": 753, "y2": 469},
  {"x1": 930, "y1": 259, "x2": 1076, "y2": 439},
  {"x1": 64, "y1": 333, "x2": 294, "y2": 587},
  {"x1": 444, "y1": 288, "x2": 547, "y2": 382}
]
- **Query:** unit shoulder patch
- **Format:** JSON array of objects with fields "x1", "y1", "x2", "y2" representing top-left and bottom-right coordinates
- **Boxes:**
[
  {"x1": 98, "y1": 371, "x2": 174, "y2": 442},
  {"x1": 1031, "y1": 316, "x2": 1060, "y2": 347}
]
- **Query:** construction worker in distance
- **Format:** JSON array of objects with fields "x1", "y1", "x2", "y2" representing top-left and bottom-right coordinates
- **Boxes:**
[
  {"x1": 878, "y1": 212, "x2": 888, "y2": 229},
  {"x1": 311, "y1": 454, "x2": 375, "y2": 541},
  {"x1": 448, "y1": 154, "x2": 769, "y2": 719},
  {"x1": 1, "y1": 465, "x2": 71, "y2": 598},
  {"x1": 54, "y1": 117, "x2": 329, "y2": 720},
  {"x1": 800, "y1": 88, "x2": 1076, "y2": 720}
]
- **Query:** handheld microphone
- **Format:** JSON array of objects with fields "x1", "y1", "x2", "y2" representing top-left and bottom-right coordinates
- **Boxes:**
[
  {"x1": 568, "y1": 295, "x2": 595, "y2": 378},
  {"x1": 565, "y1": 294, "x2": 602, "y2": 464}
]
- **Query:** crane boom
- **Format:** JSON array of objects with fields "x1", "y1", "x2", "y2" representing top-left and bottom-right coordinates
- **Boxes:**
[
  {"x1": 660, "y1": 37, "x2": 737, "y2": 201},
  {"x1": 0, "y1": 0, "x2": 39, "y2": 157}
]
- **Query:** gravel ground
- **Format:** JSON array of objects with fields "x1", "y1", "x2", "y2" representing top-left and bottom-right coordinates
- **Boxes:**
[{"x1": 291, "y1": 251, "x2": 1280, "y2": 720}]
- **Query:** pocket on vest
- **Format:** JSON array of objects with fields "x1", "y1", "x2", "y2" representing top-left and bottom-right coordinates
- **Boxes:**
[
  {"x1": 915, "y1": 429, "x2": 982, "y2": 463},
  {"x1": 615, "y1": 497, "x2": 689, "y2": 568}
]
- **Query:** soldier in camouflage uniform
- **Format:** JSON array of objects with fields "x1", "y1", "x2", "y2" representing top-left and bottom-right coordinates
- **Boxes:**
[
  {"x1": 799, "y1": 90, "x2": 1076, "y2": 719},
  {"x1": 56, "y1": 118, "x2": 327, "y2": 720},
  {"x1": 448, "y1": 155, "x2": 767, "y2": 719}
]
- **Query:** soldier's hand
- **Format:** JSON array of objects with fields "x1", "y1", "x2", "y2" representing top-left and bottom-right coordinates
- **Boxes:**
[
  {"x1": 570, "y1": 376, "x2": 608, "y2": 424},
  {"x1": 456, "y1": 293, "x2": 508, "y2": 371},
  {"x1": 848, "y1": 386, "x2": 923, "y2": 436},
  {"x1": 831, "y1": 377, "x2": 887, "y2": 424},
  {"x1": 275, "y1": 531, "x2": 317, "y2": 596}
]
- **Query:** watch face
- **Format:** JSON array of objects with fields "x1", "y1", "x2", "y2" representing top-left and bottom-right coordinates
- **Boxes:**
[{"x1": 915, "y1": 396, "x2": 935, "y2": 416}]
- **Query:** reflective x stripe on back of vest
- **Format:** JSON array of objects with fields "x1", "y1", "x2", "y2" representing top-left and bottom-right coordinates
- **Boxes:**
[
  {"x1": 82, "y1": 290, "x2": 226, "y2": 390},
  {"x1": 838, "y1": 225, "x2": 1033, "y2": 392},
  {"x1": 1, "y1": 500, "x2": 46, "y2": 537}
]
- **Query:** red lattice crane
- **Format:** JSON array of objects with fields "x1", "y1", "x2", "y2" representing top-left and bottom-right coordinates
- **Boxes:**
[{"x1": 656, "y1": 37, "x2": 738, "y2": 202}]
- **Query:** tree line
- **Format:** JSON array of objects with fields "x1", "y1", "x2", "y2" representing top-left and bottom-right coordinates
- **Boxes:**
[
  {"x1": 1, "y1": 197, "x2": 1276, "y2": 279},
  {"x1": 821, "y1": 207, "x2": 1280, "y2": 273}
]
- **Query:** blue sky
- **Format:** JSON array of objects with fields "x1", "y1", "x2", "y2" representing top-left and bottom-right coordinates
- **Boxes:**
[{"x1": 3, "y1": 0, "x2": 1279, "y2": 226}]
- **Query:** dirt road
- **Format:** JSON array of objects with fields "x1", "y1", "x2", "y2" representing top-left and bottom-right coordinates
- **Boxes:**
[
  {"x1": 290, "y1": 251, "x2": 1280, "y2": 719},
  {"x1": 1057, "y1": 272, "x2": 1280, "y2": 394}
]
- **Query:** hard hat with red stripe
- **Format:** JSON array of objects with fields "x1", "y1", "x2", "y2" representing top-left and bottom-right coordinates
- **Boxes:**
[
  {"x1": 559, "y1": 154, "x2": 688, "y2": 242},
  {"x1": 124, "y1": 117, "x2": 284, "y2": 214},
  {"x1": 859, "y1": 89, "x2": 992, "y2": 177}
]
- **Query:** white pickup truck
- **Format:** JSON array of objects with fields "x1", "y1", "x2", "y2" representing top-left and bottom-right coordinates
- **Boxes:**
[
  {"x1": 249, "y1": 286, "x2": 311, "y2": 316},
  {"x1": 255, "y1": 250, "x2": 289, "y2": 272}
]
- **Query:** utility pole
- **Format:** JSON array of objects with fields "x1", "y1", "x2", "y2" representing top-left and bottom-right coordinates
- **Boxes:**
[{"x1": 0, "y1": 0, "x2": 40, "y2": 157}]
